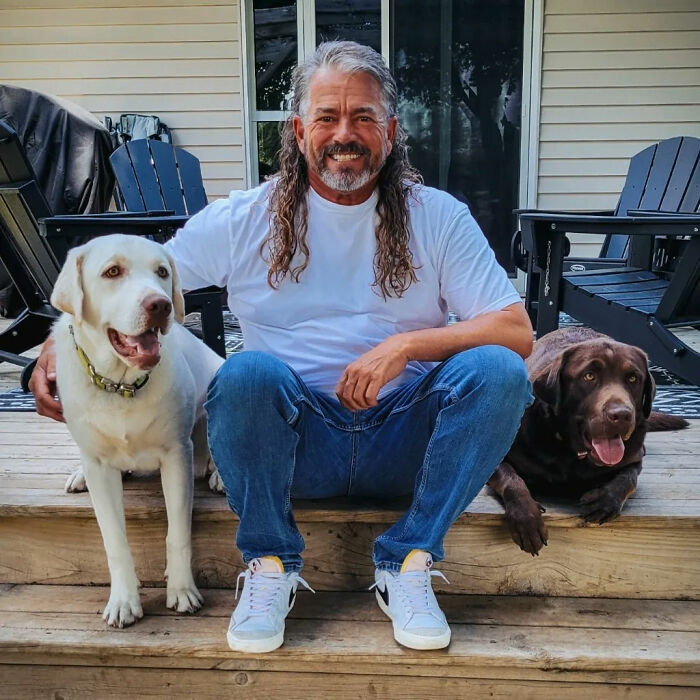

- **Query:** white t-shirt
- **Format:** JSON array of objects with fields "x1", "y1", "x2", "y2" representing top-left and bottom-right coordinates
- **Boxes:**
[{"x1": 165, "y1": 180, "x2": 521, "y2": 397}]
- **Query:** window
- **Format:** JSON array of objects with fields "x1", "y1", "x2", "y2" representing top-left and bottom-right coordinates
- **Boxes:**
[{"x1": 242, "y1": 0, "x2": 529, "y2": 273}]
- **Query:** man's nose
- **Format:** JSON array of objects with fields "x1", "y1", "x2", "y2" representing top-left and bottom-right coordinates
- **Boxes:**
[
  {"x1": 334, "y1": 116, "x2": 356, "y2": 143},
  {"x1": 142, "y1": 294, "x2": 172, "y2": 323}
]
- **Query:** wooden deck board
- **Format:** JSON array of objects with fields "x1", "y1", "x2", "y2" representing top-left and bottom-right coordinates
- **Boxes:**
[
  {"x1": 0, "y1": 587, "x2": 698, "y2": 683},
  {"x1": 1, "y1": 413, "x2": 698, "y2": 598},
  {"x1": 0, "y1": 412, "x2": 697, "y2": 526}
]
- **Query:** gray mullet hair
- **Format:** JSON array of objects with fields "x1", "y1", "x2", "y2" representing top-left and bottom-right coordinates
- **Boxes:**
[{"x1": 263, "y1": 40, "x2": 422, "y2": 299}]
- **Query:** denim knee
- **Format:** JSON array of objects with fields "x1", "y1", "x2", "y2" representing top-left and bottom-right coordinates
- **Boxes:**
[
  {"x1": 207, "y1": 351, "x2": 301, "y2": 416},
  {"x1": 450, "y1": 345, "x2": 531, "y2": 407}
]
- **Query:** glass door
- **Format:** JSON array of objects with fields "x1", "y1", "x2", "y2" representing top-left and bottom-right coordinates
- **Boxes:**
[
  {"x1": 244, "y1": 0, "x2": 526, "y2": 274},
  {"x1": 392, "y1": 0, "x2": 525, "y2": 273}
]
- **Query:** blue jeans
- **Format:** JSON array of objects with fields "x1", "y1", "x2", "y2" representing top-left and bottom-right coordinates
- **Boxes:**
[{"x1": 206, "y1": 347, "x2": 532, "y2": 573}]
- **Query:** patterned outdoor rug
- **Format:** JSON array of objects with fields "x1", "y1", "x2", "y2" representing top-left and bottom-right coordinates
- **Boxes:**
[{"x1": 1, "y1": 313, "x2": 698, "y2": 417}]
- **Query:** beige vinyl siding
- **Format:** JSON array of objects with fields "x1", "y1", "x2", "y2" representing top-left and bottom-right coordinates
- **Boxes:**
[
  {"x1": 0, "y1": 0, "x2": 245, "y2": 201},
  {"x1": 538, "y1": 0, "x2": 700, "y2": 256}
]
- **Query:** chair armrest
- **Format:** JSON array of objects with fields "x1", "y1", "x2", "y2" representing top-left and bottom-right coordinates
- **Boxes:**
[
  {"x1": 39, "y1": 213, "x2": 189, "y2": 240},
  {"x1": 627, "y1": 209, "x2": 700, "y2": 219},
  {"x1": 515, "y1": 208, "x2": 615, "y2": 216},
  {"x1": 519, "y1": 211, "x2": 700, "y2": 236}
]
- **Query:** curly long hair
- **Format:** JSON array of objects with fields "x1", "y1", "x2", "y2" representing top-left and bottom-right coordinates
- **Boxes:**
[{"x1": 263, "y1": 41, "x2": 422, "y2": 299}]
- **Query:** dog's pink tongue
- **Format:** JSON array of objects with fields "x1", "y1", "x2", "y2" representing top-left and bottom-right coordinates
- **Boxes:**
[
  {"x1": 591, "y1": 436, "x2": 625, "y2": 465},
  {"x1": 126, "y1": 331, "x2": 159, "y2": 358}
]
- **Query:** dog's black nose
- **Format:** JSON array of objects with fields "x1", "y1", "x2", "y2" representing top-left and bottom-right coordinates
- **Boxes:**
[
  {"x1": 143, "y1": 294, "x2": 172, "y2": 321},
  {"x1": 605, "y1": 404, "x2": 633, "y2": 425}
]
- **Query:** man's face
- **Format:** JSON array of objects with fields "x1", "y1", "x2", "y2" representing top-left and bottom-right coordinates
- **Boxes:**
[{"x1": 293, "y1": 67, "x2": 397, "y2": 198}]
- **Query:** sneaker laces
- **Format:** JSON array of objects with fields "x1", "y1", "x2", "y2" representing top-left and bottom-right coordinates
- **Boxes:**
[
  {"x1": 371, "y1": 569, "x2": 450, "y2": 616},
  {"x1": 235, "y1": 569, "x2": 314, "y2": 617}
]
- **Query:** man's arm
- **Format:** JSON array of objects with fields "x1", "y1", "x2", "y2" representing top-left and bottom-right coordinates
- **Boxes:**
[{"x1": 336, "y1": 302, "x2": 532, "y2": 411}]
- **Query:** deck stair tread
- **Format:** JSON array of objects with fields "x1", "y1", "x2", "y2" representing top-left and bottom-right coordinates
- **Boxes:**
[
  {"x1": 0, "y1": 585, "x2": 699, "y2": 684},
  {"x1": 1, "y1": 414, "x2": 699, "y2": 527}
]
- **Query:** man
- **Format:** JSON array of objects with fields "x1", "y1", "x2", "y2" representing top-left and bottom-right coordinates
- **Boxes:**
[{"x1": 31, "y1": 41, "x2": 533, "y2": 653}]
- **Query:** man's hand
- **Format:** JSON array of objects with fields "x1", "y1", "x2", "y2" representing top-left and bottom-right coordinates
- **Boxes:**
[
  {"x1": 336, "y1": 335, "x2": 410, "y2": 411},
  {"x1": 28, "y1": 336, "x2": 64, "y2": 422}
]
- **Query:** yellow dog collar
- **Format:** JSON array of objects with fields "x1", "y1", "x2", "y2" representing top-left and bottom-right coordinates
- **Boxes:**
[{"x1": 70, "y1": 326, "x2": 150, "y2": 398}]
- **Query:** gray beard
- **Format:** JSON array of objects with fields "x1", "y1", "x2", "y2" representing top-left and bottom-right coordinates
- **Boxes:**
[{"x1": 319, "y1": 165, "x2": 373, "y2": 192}]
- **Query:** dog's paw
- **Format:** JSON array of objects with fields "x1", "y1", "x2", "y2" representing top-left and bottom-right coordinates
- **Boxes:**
[
  {"x1": 102, "y1": 590, "x2": 143, "y2": 628},
  {"x1": 579, "y1": 487, "x2": 624, "y2": 524},
  {"x1": 166, "y1": 582, "x2": 204, "y2": 614},
  {"x1": 208, "y1": 467, "x2": 226, "y2": 495},
  {"x1": 65, "y1": 469, "x2": 87, "y2": 493},
  {"x1": 505, "y1": 499, "x2": 548, "y2": 556}
]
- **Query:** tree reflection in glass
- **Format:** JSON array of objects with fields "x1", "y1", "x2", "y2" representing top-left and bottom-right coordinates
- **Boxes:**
[{"x1": 394, "y1": 0, "x2": 524, "y2": 273}]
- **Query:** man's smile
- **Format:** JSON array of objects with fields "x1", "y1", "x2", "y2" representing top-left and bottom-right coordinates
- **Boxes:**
[{"x1": 328, "y1": 153, "x2": 362, "y2": 162}]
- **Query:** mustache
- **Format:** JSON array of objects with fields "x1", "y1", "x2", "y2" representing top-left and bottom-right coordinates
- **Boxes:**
[{"x1": 322, "y1": 142, "x2": 370, "y2": 157}]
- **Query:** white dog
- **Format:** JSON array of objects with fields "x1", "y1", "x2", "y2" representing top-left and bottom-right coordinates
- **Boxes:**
[{"x1": 51, "y1": 234, "x2": 224, "y2": 628}]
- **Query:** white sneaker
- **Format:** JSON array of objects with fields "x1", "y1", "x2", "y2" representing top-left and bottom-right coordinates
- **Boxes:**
[
  {"x1": 227, "y1": 557, "x2": 313, "y2": 653},
  {"x1": 371, "y1": 549, "x2": 451, "y2": 650}
]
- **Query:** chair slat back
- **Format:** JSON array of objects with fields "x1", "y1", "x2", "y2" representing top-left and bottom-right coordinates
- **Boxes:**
[
  {"x1": 149, "y1": 140, "x2": 186, "y2": 215},
  {"x1": 110, "y1": 139, "x2": 208, "y2": 217},
  {"x1": 109, "y1": 143, "x2": 146, "y2": 212},
  {"x1": 660, "y1": 137, "x2": 700, "y2": 212},
  {"x1": 174, "y1": 148, "x2": 207, "y2": 215},
  {"x1": 615, "y1": 144, "x2": 656, "y2": 216},
  {"x1": 602, "y1": 136, "x2": 700, "y2": 260},
  {"x1": 679, "y1": 154, "x2": 700, "y2": 214},
  {"x1": 638, "y1": 137, "x2": 683, "y2": 211},
  {"x1": 125, "y1": 140, "x2": 166, "y2": 211}
]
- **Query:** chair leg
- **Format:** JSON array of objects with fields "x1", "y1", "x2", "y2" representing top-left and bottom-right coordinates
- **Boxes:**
[
  {"x1": 199, "y1": 293, "x2": 226, "y2": 358},
  {"x1": 0, "y1": 309, "x2": 54, "y2": 366}
]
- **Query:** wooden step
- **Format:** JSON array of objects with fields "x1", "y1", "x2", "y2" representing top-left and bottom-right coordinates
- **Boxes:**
[
  {"x1": 1, "y1": 413, "x2": 699, "y2": 599},
  {"x1": 0, "y1": 584, "x2": 698, "y2": 698}
]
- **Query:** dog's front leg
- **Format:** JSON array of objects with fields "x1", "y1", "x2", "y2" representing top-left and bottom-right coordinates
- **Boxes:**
[
  {"x1": 82, "y1": 457, "x2": 143, "y2": 628},
  {"x1": 160, "y1": 444, "x2": 204, "y2": 614},
  {"x1": 488, "y1": 461, "x2": 549, "y2": 556},
  {"x1": 579, "y1": 462, "x2": 642, "y2": 524}
]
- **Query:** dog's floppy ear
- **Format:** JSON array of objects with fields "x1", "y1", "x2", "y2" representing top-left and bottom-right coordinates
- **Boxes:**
[
  {"x1": 50, "y1": 246, "x2": 86, "y2": 323},
  {"x1": 164, "y1": 250, "x2": 185, "y2": 324},
  {"x1": 531, "y1": 349, "x2": 571, "y2": 416}
]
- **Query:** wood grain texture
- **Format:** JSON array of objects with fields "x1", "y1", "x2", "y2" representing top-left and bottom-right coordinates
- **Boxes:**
[
  {"x1": 0, "y1": 664, "x2": 697, "y2": 700},
  {"x1": 0, "y1": 588, "x2": 698, "y2": 685}
]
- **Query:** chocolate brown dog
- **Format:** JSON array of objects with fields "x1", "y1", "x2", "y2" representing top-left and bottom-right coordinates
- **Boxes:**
[{"x1": 488, "y1": 327, "x2": 688, "y2": 555}]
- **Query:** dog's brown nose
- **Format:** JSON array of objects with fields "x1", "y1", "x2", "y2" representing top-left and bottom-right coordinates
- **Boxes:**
[
  {"x1": 143, "y1": 294, "x2": 172, "y2": 323},
  {"x1": 605, "y1": 403, "x2": 633, "y2": 425}
]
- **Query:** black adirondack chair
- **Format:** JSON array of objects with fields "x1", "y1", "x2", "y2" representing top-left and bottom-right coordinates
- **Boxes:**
[
  {"x1": 0, "y1": 120, "x2": 224, "y2": 370},
  {"x1": 107, "y1": 138, "x2": 225, "y2": 356},
  {"x1": 519, "y1": 135, "x2": 700, "y2": 385},
  {"x1": 516, "y1": 137, "x2": 699, "y2": 322}
]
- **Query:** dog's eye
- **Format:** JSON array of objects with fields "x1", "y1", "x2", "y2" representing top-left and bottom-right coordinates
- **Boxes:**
[
  {"x1": 103, "y1": 265, "x2": 121, "y2": 279},
  {"x1": 583, "y1": 372, "x2": 595, "y2": 381},
  {"x1": 628, "y1": 374, "x2": 638, "y2": 383},
  {"x1": 156, "y1": 266, "x2": 169, "y2": 279}
]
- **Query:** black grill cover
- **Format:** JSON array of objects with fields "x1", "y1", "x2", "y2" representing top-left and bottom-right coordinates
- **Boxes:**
[{"x1": 0, "y1": 84, "x2": 114, "y2": 214}]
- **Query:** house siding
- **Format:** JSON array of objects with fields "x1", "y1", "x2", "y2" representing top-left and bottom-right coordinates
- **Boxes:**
[
  {"x1": 539, "y1": 0, "x2": 700, "y2": 255},
  {"x1": 0, "y1": 0, "x2": 246, "y2": 200}
]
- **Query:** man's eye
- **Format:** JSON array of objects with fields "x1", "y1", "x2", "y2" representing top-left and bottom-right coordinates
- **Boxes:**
[
  {"x1": 156, "y1": 265, "x2": 169, "y2": 279},
  {"x1": 583, "y1": 372, "x2": 595, "y2": 381},
  {"x1": 319, "y1": 116, "x2": 334, "y2": 123},
  {"x1": 103, "y1": 265, "x2": 121, "y2": 278}
]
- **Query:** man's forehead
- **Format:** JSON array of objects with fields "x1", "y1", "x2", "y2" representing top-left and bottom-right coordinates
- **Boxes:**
[{"x1": 308, "y1": 67, "x2": 383, "y2": 102}]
